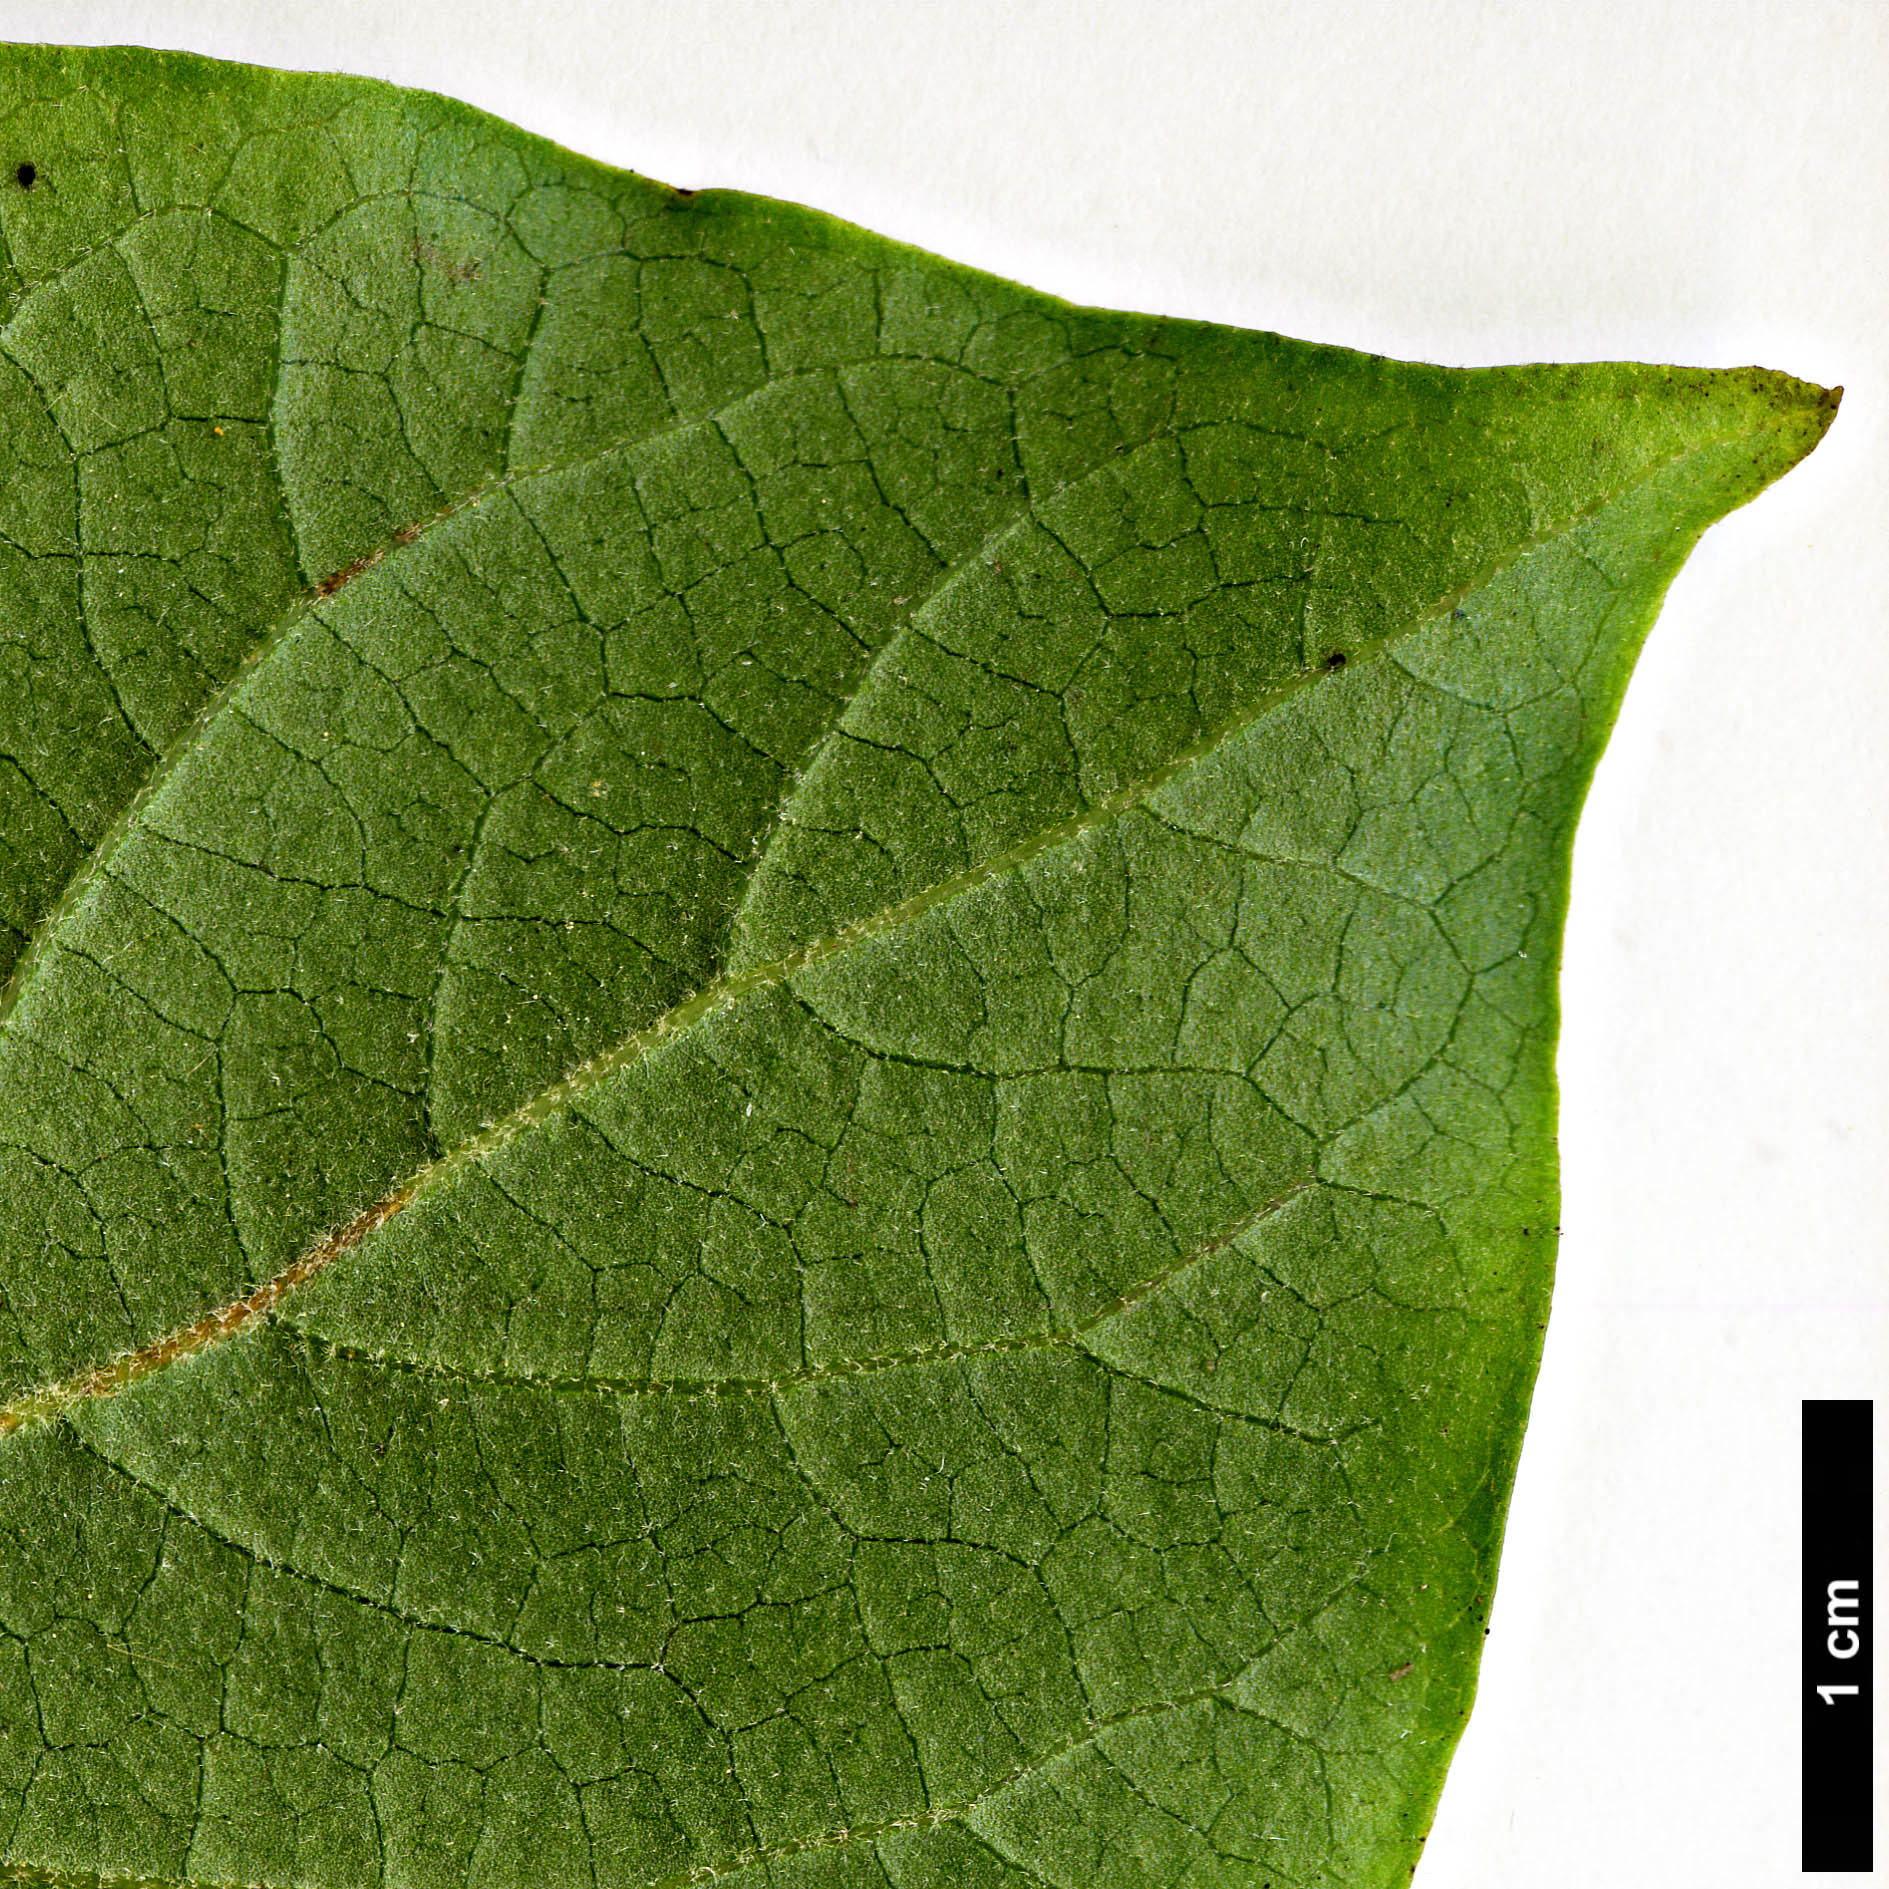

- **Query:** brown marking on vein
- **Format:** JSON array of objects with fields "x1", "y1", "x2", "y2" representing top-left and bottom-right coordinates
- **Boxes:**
[
  {"x1": 314, "y1": 503, "x2": 458, "y2": 598},
  {"x1": 313, "y1": 549, "x2": 383, "y2": 598},
  {"x1": 0, "y1": 1189, "x2": 414, "y2": 1439},
  {"x1": 313, "y1": 519, "x2": 426, "y2": 596}
]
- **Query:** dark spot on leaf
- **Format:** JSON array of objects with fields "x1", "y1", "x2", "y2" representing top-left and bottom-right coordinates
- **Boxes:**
[
  {"x1": 1323, "y1": 650, "x2": 1346, "y2": 671},
  {"x1": 409, "y1": 235, "x2": 482, "y2": 285},
  {"x1": 14, "y1": 161, "x2": 34, "y2": 189}
]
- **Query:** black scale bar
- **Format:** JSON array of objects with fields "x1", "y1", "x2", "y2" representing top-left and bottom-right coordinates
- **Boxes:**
[{"x1": 1804, "y1": 1399, "x2": 1872, "y2": 1871}]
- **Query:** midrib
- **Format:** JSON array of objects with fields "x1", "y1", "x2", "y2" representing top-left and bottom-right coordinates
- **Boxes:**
[{"x1": 0, "y1": 416, "x2": 1791, "y2": 1438}]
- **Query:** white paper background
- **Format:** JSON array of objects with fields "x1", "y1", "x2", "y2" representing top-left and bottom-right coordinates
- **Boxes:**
[{"x1": 4, "y1": 3, "x2": 1883, "y2": 1882}]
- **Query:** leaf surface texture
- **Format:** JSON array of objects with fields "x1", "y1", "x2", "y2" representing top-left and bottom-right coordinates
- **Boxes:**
[{"x1": 0, "y1": 43, "x2": 1834, "y2": 1889}]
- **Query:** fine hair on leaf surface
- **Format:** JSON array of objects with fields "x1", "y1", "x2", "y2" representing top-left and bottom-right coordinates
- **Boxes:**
[{"x1": 0, "y1": 42, "x2": 1835, "y2": 1889}]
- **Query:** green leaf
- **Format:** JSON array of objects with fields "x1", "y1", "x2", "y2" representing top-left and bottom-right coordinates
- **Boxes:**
[{"x1": 0, "y1": 42, "x2": 1832, "y2": 1889}]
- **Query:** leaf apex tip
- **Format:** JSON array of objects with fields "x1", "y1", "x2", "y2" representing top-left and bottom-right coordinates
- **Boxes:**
[
  {"x1": 1731, "y1": 366, "x2": 1842, "y2": 479},
  {"x1": 1794, "y1": 376, "x2": 1843, "y2": 457}
]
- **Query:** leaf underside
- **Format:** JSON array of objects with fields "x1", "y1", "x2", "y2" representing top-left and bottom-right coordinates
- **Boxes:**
[{"x1": 0, "y1": 43, "x2": 1833, "y2": 1889}]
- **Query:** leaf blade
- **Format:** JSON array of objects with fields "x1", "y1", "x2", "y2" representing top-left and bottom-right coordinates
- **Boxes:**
[{"x1": 0, "y1": 41, "x2": 1835, "y2": 1889}]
